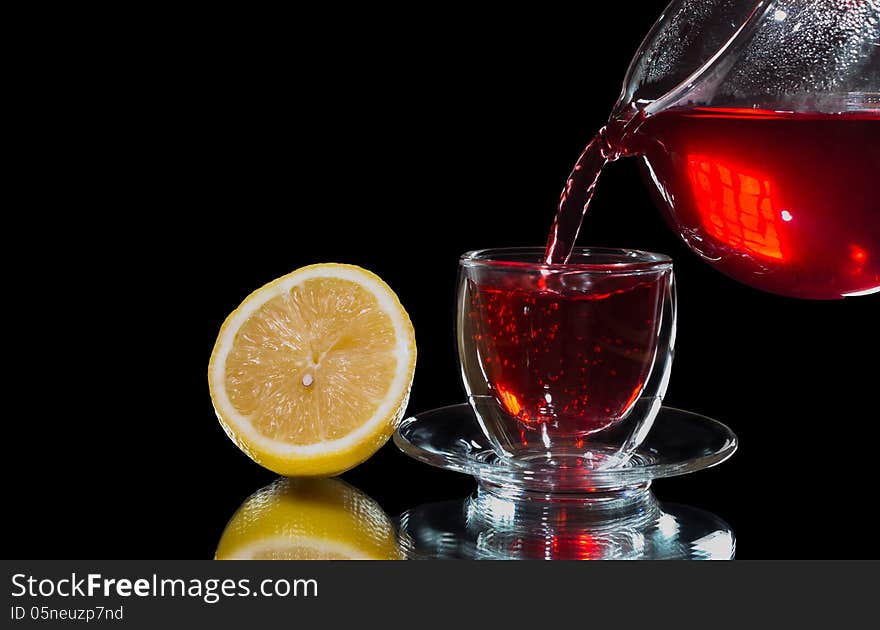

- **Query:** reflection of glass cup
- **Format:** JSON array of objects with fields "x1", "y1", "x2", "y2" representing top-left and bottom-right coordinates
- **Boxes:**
[{"x1": 458, "y1": 247, "x2": 675, "y2": 469}]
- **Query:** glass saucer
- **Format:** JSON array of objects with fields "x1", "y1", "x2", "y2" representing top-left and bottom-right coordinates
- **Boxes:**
[
  {"x1": 394, "y1": 404, "x2": 737, "y2": 495},
  {"x1": 396, "y1": 489, "x2": 735, "y2": 560}
]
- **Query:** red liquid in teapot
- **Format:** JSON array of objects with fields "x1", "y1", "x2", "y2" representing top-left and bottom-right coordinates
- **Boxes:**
[
  {"x1": 546, "y1": 107, "x2": 880, "y2": 299},
  {"x1": 634, "y1": 107, "x2": 880, "y2": 299}
]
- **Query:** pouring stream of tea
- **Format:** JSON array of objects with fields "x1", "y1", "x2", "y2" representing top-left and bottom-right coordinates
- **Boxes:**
[{"x1": 544, "y1": 108, "x2": 644, "y2": 265}]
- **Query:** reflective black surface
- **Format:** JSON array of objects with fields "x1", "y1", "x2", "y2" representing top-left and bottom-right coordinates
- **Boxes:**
[{"x1": 8, "y1": 1, "x2": 878, "y2": 558}]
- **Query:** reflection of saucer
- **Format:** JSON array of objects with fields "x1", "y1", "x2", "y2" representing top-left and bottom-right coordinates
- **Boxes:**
[
  {"x1": 397, "y1": 490, "x2": 735, "y2": 560},
  {"x1": 394, "y1": 404, "x2": 737, "y2": 494},
  {"x1": 215, "y1": 478, "x2": 401, "y2": 560}
]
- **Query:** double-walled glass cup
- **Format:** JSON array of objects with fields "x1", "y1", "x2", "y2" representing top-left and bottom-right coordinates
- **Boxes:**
[{"x1": 458, "y1": 248, "x2": 675, "y2": 469}]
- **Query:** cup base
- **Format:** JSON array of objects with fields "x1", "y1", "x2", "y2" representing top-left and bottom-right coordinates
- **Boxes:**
[
  {"x1": 500, "y1": 446, "x2": 631, "y2": 471},
  {"x1": 468, "y1": 394, "x2": 661, "y2": 471}
]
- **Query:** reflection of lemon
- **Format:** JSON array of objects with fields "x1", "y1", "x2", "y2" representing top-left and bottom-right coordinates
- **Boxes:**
[
  {"x1": 209, "y1": 263, "x2": 416, "y2": 476},
  {"x1": 215, "y1": 478, "x2": 401, "y2": 560}
]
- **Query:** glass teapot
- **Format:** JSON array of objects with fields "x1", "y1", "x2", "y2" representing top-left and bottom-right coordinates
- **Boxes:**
[{"x1": 599, "y1": 0, "x2": 879, "y2": 299}]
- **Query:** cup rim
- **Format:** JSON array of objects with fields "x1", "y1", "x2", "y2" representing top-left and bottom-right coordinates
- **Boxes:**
[{"x1": 460, "y1": 247, "x2": 672, "y2": 274}]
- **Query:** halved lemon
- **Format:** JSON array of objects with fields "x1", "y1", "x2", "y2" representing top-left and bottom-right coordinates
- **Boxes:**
[
  {"x1": 215, "y1": 478, "x2": 401, "y2": 560},
  {"x1": 209, "y1": 263, "x2": 416, "y2": 476}
]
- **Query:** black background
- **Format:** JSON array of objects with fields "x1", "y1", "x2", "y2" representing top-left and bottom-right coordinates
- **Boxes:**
[{"x1": 9, "y1": 3, "x2": 878, "y2": 559}]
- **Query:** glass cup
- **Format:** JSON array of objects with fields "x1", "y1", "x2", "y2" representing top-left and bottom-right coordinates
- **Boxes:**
[{"x1": 458, "y1": 247, "x2": 676, "y2": 469}]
